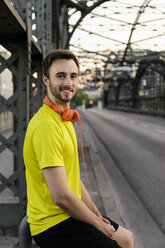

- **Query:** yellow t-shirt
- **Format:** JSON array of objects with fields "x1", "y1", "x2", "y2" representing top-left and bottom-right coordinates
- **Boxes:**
[{"x1": 23, "y1": 104, "x2": 81, "y2": 235}]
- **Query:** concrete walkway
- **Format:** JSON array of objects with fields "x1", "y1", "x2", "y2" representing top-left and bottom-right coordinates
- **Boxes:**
[{"x1": 76, "y1": 112, "x2": 124, "y2": 227}]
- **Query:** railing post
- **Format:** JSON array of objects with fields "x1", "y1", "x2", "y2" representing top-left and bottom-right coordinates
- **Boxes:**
[{"x1": 19, "y1": 216, "x2": 32, "y2": 248}]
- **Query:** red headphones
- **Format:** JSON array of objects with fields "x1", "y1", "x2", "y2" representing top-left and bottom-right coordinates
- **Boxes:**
[{"x1": 44, "y1": 96, "x2": 80, "y2": 123}]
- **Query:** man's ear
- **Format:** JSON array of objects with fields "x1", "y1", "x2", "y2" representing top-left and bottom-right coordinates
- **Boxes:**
[{"x1": 42, "y1": 74, "x2": 49, "y2": 87}]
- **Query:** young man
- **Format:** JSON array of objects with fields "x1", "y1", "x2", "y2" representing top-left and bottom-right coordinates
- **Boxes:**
[{"x1": 23, "y1": 49, "x2": 134, "y2": 248}]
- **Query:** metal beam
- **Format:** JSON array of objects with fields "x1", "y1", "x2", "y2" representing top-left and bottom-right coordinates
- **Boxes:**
[
  {"x1": 0, "y1": 204, "x2": 20, "y2": 226},
  {"x1": 122, "y1": 0, "x2": 152, "y2": 64},
  {"x1": 62, "y1": 0, "x2": 87, "y2": 12},
  {"x1": 91, "y1": 12, "x2": 132, "y2": 26},
  {"x1": 0, "y1": 0, "x2": 26, "y2": 33},
  {"x1": 131, "y1": 32, "x2": 165, "y2": 45},
  {"x1": 65, "y1": 0, "x2": 110, "y2": 48},
  {"x1": 76, "y1": 27, "x2": 127, "y2": 45}
]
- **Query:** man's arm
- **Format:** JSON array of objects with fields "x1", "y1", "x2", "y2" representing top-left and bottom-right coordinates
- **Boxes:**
[
  {"x1": 42, "y1": 166, "x2": 115, "y2": 238},
  {"x1": 80, "y1": 180, "x2": 111, "y2": 225},
  {"x1": 80, "y1": 181, "x2": 102, "y2": 218}
]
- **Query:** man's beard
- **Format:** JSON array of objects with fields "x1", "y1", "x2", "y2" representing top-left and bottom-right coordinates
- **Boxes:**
[{"x1": 49, "y1": 83, "x2": 75, "y2": 103}]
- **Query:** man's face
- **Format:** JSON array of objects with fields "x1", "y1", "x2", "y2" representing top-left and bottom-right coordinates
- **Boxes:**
[{"x1": 45, "y1": 59, "x2": 79, "y2": 104}]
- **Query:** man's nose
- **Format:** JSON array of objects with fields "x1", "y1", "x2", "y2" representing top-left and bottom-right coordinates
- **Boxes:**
[{"x1": 64, "y1": 75, "x2": 72, "y2": 85}]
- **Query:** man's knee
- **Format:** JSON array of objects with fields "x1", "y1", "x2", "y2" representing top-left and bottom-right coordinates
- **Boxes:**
[
  {"x1": 126, "y1": 230, "x2": 134, "y2": 247},
  {"x1": 113, "y1": 226, "x2": 134, "y2": 248}
]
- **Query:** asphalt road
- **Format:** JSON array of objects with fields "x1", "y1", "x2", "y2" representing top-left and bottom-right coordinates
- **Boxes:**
[{"x1": 80, "y1": 107, "x2": 165, "y2": 248}]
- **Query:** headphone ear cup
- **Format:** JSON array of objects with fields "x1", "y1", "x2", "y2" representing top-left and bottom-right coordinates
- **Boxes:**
[
  {"x1": 44, "y1": 96, "x2": 80, "y2": 123},
  {"x1": 62, "y1": 108, "x2": 74, "y2": 122},
  {"x1": 71, "y1": 110, "x2": 80, "y2": 123},
  {"x1": 62, "y1": 109, "x2": 80, "y2": 122}
]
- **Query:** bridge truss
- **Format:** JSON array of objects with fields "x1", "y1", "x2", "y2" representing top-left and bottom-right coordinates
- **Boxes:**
[{"x1": 0, "y1": 0, "x2": 165, "y2": 235}]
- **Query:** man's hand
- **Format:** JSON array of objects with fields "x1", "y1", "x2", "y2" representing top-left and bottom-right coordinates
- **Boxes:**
[
  {"x1": 101, "y1": 216, "x2": 110, "y2": 224},
  {"x1": 101, "y1": 221, "x2": 116, "y2": 238},
  {"x1": 96, "y1": 217, "x2": 116, "y2": 239}
]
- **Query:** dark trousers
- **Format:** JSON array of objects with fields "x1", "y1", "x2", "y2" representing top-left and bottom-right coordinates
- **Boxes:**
[{"x1": 33, "y1": 217, "x2": 121, "y2": 248}]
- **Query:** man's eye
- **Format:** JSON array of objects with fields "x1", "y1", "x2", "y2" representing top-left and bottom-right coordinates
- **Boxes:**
[
  {"x1": 71, "y1": 75, "x2": 77, "y2": 79},
  {"x1": 57, "y1": 75, "x2": 65, "y2": 78}
]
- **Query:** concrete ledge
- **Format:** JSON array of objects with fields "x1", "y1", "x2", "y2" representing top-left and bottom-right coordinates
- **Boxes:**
[{"x1": 106, "y1": 106, "x2": 165, "y2": 118}]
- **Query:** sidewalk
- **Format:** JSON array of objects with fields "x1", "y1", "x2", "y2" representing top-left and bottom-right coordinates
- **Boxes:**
[
  {"x1": 75, "y1": 112, "x2": 124, "y2": 227},
  {"x1": 0, "y1": 112, "x2": 124, "y2": 248}
]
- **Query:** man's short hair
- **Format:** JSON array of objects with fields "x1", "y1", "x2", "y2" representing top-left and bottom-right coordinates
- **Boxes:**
[{"x1": 42, "y1": 49, "x2": 80, "y2": 78}]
